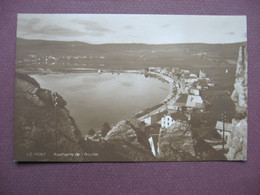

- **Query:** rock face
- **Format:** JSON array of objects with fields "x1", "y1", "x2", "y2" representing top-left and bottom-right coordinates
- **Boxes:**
[
  {"x1": 226, "y1": 119, "x2": 247, "y2": 160},
  {"x1": 14, "y1": 73, "x2": 85, "y2": 161},
  {"x1": 231, "y1": 44, "x2": 248, "y2": 114},
  {"x1": 103, "y1": 120, "x2": 156, "y2": 161},
  {"x1": 14, "y1": 74, "x2": 156, "y2": 162},
  {"x1": 157, "y1": 121, "x2": 196, "y2": 161},
  {"x1": 227, "y1": 44, "x2": 248, "y2": 161}
]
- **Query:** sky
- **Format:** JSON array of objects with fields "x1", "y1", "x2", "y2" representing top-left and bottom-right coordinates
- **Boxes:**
[{"x1": 17, "y1": 14, "x2": 247, "y2": 44}]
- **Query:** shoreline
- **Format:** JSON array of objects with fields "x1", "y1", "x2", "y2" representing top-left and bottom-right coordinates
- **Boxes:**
[{"x1": 26, "y1": 70, "x2": 171, "y2": 134}]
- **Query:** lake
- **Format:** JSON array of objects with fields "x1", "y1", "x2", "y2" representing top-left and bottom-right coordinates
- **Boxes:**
[{"x1": 31, "y1": 73, "x2": 169, "y2": 136}]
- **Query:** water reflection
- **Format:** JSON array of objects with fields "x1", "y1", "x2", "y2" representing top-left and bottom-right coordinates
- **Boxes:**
[{"x1": 31, "y1": 73, "x2": 169, "y2": 135}]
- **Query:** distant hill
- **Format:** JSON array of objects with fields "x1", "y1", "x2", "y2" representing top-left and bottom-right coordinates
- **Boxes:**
[{"x1": 16, "y1": 38, "x2": 244, "y2": 69}]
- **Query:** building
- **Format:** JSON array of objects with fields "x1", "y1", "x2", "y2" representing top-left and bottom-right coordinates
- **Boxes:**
[
  {"x1": 199, "y1": 70, "x2": 206, "y2": 78},
  {"x1": 167, "y1": 102, "x2": 179, "y2": 111},
  {"x1": 185, "y1": 78, "x2": 198, "y2": 84},
  {"x1": 215, "y1": 121, "x2": 232, "y2": 141},
  {"x1": 175, "y1": 94, "x2": 188, "y2": 108},
  {"x1": 158, "y1": 112, "x2": 188, "y2": 128},
  {"x1": 142, "y1": 111, "x2": 166, "y2": 126},
  {"x1": 161, "y1": 115, "x2": 175, "y2": 128},
  {"x1": 186, "y1": 95, "x2": 203, "y2": 109},
  {"x1": 149, "y1": 67, "x2": 161, "y2": 73},
  {"x1": 190, "y1": 88, "x2": 200, "y2": 96},
  {"x1": 190, "y1": 73, "x2": 198, "y2": 78},
  {"x1": 160, "y1": 68, "x2": 168, "y2": 75},
  {"x1": 174, "y1": 94, "x2": 203, "y2": 110},
  {"x1": 171, "y1": 112, "x2": 188, "y2": 121},
  {"x1": 181, "y1": 69, "x2": 190, "y2": 74}
]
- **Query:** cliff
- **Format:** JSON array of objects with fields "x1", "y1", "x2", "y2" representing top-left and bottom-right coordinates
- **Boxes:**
[
  {"x1": 226, "y1": 44, "x2": 248, "y2": 160},
  {"x1": 14, "y1": 73, "x2": 85, "y2": 161},
  {"x1": 226, "y1": 118, "x2": 247, "y2": 160},
  {"x1": 157, "y1": 122, "x2": 196, "y2": 161},
  {"x1": 103, "y1": 120, "x2": 156, "y2": 161},
  {"x1": 14, "y1": 73, "x2": 156, "y2": 161},
  {"x1": 231, "y1": 45, "x2": 248, "y2": 114},
  {"x1": 84, "y1": 120, "x2": 156, "y2": 161}
]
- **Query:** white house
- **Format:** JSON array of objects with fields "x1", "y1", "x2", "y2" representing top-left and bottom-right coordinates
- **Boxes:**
[
  {"x1": 144, "y1": 117, "x2": 152, "y2": 126},
  {"x1": 161, "y1": 115, "x2": 175, "y2": 128}
]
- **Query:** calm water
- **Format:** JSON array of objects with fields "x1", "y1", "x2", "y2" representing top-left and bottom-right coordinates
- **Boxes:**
[{"x1": 31, "y1": 73, "x2": 169, "y2": 135}]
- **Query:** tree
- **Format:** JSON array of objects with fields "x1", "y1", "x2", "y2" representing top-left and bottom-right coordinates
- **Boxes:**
[
  {"x1": 101, "y1": 122, "x2": 110, "y2": 137},
  {"x1": 88, "y1": 128, "x2": 95, "y2": 136}
]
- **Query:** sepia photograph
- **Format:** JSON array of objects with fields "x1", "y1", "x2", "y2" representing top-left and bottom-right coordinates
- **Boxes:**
[{"x1": 14, "y1": 14, "x2": 247, "y2": 162}]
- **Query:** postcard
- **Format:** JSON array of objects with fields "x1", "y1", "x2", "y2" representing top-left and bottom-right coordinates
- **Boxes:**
[{"x1": 14, "y1": 14, "x2": 247, "y2": 162}]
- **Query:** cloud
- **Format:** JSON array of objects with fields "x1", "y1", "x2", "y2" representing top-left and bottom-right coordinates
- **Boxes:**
[
  {"x1": 18, "y1": 17, "x2": 110, "y2": 39},
  {"x1": 36, "y1": 25, "x2": 86, "y2": 36},
  {"x1": 18, "y1": 17, "x2": 41, "y2": 33},
  {"x1": 72, "y1": 19, "x2": 112, "y2": 33},
  {"x1": 18, "y1": 17, "x2": 85, "y2": 37}
]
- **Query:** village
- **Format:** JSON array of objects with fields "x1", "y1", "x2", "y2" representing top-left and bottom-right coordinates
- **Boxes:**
[
  {"x1": 135, "y1": 66, "x2": 233, "y2": 157},
  {"x1": 16, "y1": 51, "x2": 234, "y2": 158},
  {"x1": 84, "y1": 65, "x2": 232, "y2": 158}
]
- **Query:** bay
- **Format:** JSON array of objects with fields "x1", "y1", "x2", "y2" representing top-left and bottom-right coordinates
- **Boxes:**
[{"x1": 31, "y1": 73, "x2": 169, "y2": 136}]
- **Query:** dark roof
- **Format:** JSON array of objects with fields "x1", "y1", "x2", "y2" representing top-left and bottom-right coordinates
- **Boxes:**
[
  {"x1": 170, "y1": 112, "x2": 188, "y2": 121},
  {"x1": 176, "y1": 94, "x2": 188, "y2": 103},
  {"x1": 150, "y1": 110, "x2": 167, "y2": 118}
]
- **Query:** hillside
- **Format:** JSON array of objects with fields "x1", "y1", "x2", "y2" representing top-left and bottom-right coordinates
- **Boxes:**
[
  {"x1": 14, "y1": 73, "x2": 156, "y2": 161},
  {"x1": 16, "y1": 38, "x2": 244, "y2": 70}
]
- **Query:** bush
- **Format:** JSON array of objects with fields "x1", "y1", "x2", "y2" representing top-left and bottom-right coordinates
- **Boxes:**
[
  {"x1": 101, "y1": 122, "x2": 110, "y2": 137},
  {"x1": 88, "y1": 129, "x2": 95, "y2": 136}
]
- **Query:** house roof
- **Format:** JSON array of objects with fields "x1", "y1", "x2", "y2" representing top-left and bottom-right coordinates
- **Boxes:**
[
  {"x1": 186, "y1": 95, "x2": 203, "y2": 108},
  {"x1": 170, "y1": 112, "x2": 188, "y2": 121},
  {"x1": 215, "y1": 121, "x2": 232, "y2": 131},
  {"x1": 176, "y1": 94, "x2": 188, "y2": 103}
]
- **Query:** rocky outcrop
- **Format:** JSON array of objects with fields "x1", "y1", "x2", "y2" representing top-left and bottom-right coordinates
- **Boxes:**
[
  {"x1": 103, "y1": 120, "x2": 156, "y2": 161},
  {"x1": 231, "y1": 44, "x2": 248, "y2": 114},
  {"x1": 226, "y1": 44, "x2": 248, "y2": 161},
  {"x1": 15, "y1": 73, "x2": 156, "y2": 162},
  {"x1": 226, "y1": 118, "x2": 247, "y2": 160},
  {"x1": 157, "y1": 122, "x2": 196, "y2": 161},
  {"x1": 14, "y1": 73, "x2": 85, "y2": 161}
]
